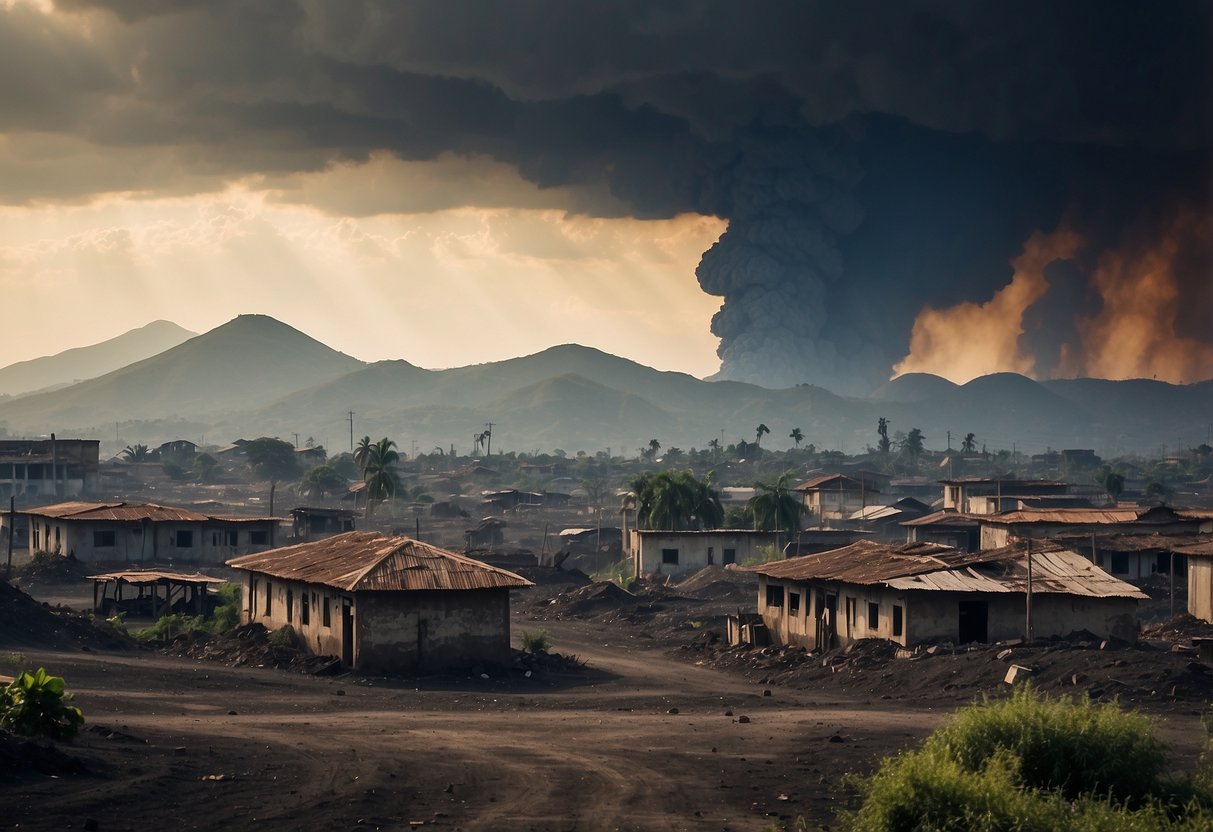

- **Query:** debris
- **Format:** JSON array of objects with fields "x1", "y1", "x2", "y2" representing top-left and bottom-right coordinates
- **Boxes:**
[{"x1": 1004, "y1": 665, "x2": 1034, "y2": 685}]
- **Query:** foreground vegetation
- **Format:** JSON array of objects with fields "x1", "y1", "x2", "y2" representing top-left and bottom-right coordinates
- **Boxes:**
[
  {"x1": 0, "y1": 667, "x2": 84, "y2": 740},
  {"x1": 838, "y1": 686, "x2": 1213, "y2": 831},
  {"x1": 132, "y1": 582, "x2": 242, "y2": 642}
]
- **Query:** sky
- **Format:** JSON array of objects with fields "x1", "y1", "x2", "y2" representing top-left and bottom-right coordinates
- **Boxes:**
[{"x1": 1, "y1": 1, "x2": 1210, "y2": 389}]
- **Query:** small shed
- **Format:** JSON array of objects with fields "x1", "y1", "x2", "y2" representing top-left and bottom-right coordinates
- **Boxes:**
[
  {"x1": 227, "y1": 531, "x2": 533, "y2": 673},
  {"x1": 89, "y1": 569, "x2": 225, "y2": 619}
]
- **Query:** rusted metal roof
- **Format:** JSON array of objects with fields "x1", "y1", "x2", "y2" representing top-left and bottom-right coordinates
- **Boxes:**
[
  {"x1": 205, "y1": 514, "x2": 284, "y2": 523},
  {"x1": 1052, "y1": 533, "x2": 1206, "y2": 553},
  {"x1": 24, "y1": 502, "x2": 212, "y2": 522},
  {"x1": 754, "y1": 539, "x2": 1145, "y2": 599},
  {"x1": 87, "y1": 569, "x2": 226, "y2": 585},
  {"x1": 982, "y1": 507, "x2": 1145, "y2": 525},
  {"x1": 795, "y1": 474, "x2": 866, "y2": 491},
  {"x1": 901, "y1": 510, "x2": 980, "y2": 527},
  {"x1": 226, "y1": 531, "x2": 534, "y2": 592},
  {"x1": 1175, "y1": 538, "x2": 1213, "y2": 557}
]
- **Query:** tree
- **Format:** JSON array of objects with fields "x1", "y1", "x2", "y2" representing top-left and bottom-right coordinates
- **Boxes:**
[
  {"x1": 300, "y1": 464, "x2": 347, "y2": 501},
  {"x1": 643, "y1": 438, "x2": 661, "y2": 461},
  {"x1": 245, "y1": 437, "x2": 300, "y2": 485},
  {"x1": 245, "y1": 437, "x2": 300, "y2": 516},
  {"x1": 664, "y1": 447, "x2": 684, "y2": 464},
  {"x1": 755, "y1": 423, "x2": 770, "y2": 447},
  {"x1": 902, "y1": 428, "x2": 926, "y2": 460},
  {"x1": 790, "y1": 427, "x2": 804, "y2": 448},
  {"x1": 121, "y1": 444, "x2": 151, "y2": 463},
  {"x1": 748, "y1": 471, "x2": 804, "y2": 539},
  {"x1": 629, "y1": 470, "x2": 722, "y2": 531},
  {"x1": 362, "y1": 438, "x2": 401, "y2": 515},
  {"x1": 708, "y1": 437, "x2": 721, "y2": 462},
  {"x1": 192, "y1": 453, "x2": 219, "y2": 483},
  {"x1": 1102, "y1": 470, "x2": 1125, "y2": 505},
  {"x1": 353, "y1": 436, "x2": 374, "y2": 475},
  {"x1": 961, "y1": 433, "x2": 977, "y2": 453},
  {"x1": 876, "y1": 418, "x2": 891, "y2": 456}
]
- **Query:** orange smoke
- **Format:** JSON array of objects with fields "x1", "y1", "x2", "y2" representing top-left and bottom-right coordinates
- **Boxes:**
[
  {"x1": 892, "y1": 225, "x2": 1083, "y2": 382},
  {"x1": 1058, "y1": 206, "x2": 1213, "y2": 383}
]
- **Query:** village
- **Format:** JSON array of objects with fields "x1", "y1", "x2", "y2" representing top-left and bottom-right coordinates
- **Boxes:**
[{"x1": 2, "y1": 426, "x2": 1213, "y2": 829}]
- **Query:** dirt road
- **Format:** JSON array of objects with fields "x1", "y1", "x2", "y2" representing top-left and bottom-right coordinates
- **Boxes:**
[{"x1": 1, "y1": 616, "x2": 954, "y2": 832}]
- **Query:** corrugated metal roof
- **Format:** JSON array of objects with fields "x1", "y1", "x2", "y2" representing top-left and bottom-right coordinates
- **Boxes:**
[
  {"x1": 754, "y1": 539, "x2": 1145, "y2": 599},
  {"x1": 1175, "y1": 538, "x2": 1213, "y2": 557},
  {"x1": 226, "y1": 531, "x2": 534, "y2": 592},
  {"x1": 87, "y1": 570, "x2": 226, "y2": 585},
  {"x1": 848, "y1": 505, "x2": 904, "y2": 521},
  {"x1": 24, "y1": 501, "x2": 281, "y2": 524},
  {"x1": 901, "y1": 510, "x2": 980, "y2": 527},
  {"x1": 1052, "y1": 533, "x2": 1205, "y2": 553},
  {"x1": 25, "y1": 502, "x2": 212, "y2": 522},
  {"x1": 795, "y1": 474, "x2": 865, "y2": 491},
  {"x1": 983, "y1": 508, "x2": 1144, "y2": 525}
]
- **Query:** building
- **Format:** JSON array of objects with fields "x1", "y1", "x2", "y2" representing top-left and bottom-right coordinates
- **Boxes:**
[
  {"x1": 290, "y1": 507, "x2": 358, "y2": 541},
  {"x1": 846, "y1": 497, "x2": 932, "y2": 542},
  {"x1": 752, "y1": 539, "x2": 1144, "y2": 650},
  {"x1": 1052, "y1": 533, "x2": 1198, "y2": 581},
  {"x1": 795, "y1": 474, "x2": 883, "y2": 523},
  {"x1": 0, "y1": 437, "x2": 100, "y2": 500},
  {"x1": 1179, "y1": 538, "x2": 1213, "y2": 624},
  {"x1": 977, "y1": 505, "x2": 1213, "y2": 550},
  {"x1": 21, "y1": 501, "x2": 281, "y2": 564},
  {"x1": 626, "y1": 529, "x2": 780, "y2": 578},
  {"x1": 227, "y1": 531, "x2": 533, "y2": 673},
  {"x1": 940, "y1": 478, "x2": 1074, "y2": 514},
  {"x1": 902, "y1": 510, "x2": 983, "y2": 551}
]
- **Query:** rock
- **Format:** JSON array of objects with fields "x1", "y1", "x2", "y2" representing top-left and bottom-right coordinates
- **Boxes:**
[
  {"x1": 174, "y1": 747, "x2": 188, "y2": 756},
  {"x1": 227, "y1": 710, "x2": 238, "y2": 716},
  {"x1": 667, "y1": 707, "x2": 680, "y2": 715},
  {"x1": 1071, "y1": 673, "x2": 1087, "y2": 686},
  {"x1": 827, "y1": 734, "x2": 844, "y2": 743},
  {"x1": 1004, "y1": 664, "x2": 1034, "y2": 685},
  {"x1": 335, "y1": 689, "x2": 346, "y2": 696},
  {"x1": 724, "y1": 709, "x2": 733, "y2": 716},
  {"x1": 996, "y1": 649, "x2": 1015, "y2": 661},
  {"x1": 524, "y1": 670, "x2": 532, "y2": 678},
  {"x1": 762, "y1": 689, "x2": 772, "y2": 697},
  {"x1": 737, "y1": 715, "x2": 751, "y2": 724},
  {"x1": 894, "y1": 648, "x2": 914, "y2": 660}
]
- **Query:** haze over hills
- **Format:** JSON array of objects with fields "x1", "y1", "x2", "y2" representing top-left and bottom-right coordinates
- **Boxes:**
[
  {"x1": 0, "y1": 320, "x2": 196, "y2": 398},
  {"x1": 0, "y1": 315, "x2": 1207, "y2": 457}
]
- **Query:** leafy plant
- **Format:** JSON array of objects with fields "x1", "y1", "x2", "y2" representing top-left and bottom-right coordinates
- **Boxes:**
[
  {"x1": 5, "y1": 651, "x2": 26, "y2": 671},
  {"x1": 0, "y1": 667, "x2": 84, "y2": 740},
  {"x1": 590, "y1": 560, "x2": 634, "y2": 587},
  {"x1": 268, "y1": 624, "x2": 300, "y2": 648},
  {"x1": 520, "y1": 630, "x2": 551, "y2": 654}
]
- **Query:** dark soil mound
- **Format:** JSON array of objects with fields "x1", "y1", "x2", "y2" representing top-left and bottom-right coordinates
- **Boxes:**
[
  {"x1": 0, "y1": 580, "x2": 130, "y2": 650},
  {"x1": 0, "y1": 729, "x2": 89, "y2": 778},
  {"x1": 545, "y1": 581, "x2": 639, "y2": 616},
  {"x1": 12, "y1": 555, "x2": 92, "y2": 584},
  {"x1": 1142, "y1": 614, "x2": 1213, "y2": 641},
  {"x1": 513, "y1": 565, "x2": 592, "y2": 587},
  {"x1": 163, "y1": 623, "x2": 341, "y2": 675}
]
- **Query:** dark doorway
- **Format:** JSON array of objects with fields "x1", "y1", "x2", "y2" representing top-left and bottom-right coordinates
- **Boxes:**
[
  {"x1": 958, "y1": 600, "x2": 988, "y2": 643},
  {"x1": 341, "y1": 599, "x2": 354, "y2": 666}
]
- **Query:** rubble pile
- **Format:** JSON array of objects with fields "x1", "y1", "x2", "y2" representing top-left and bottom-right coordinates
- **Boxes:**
[
  {"x1": 684, "y1": 634, "x2": 1213, "y2": 705},
  {"x1": 509, "y1": 648, "x2": 586, "y2": 677},
  {"x1": 164, "y1": 623, "x2": 341, "y2": 675},
  {"x1": 675, "y1": 565, "x2": 757, "y2": 602},
  {"x1": 12, "y1": 555, "x2": 92, "y2": 584}
]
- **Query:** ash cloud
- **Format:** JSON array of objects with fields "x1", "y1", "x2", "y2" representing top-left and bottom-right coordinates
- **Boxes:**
[{"x1": 12, "y1": 1, "x2": 1213, "y2": 387}]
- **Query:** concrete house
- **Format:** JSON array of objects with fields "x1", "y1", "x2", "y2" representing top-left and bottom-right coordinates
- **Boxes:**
[
  {"x1": 1179, "y1": 538, "x2": 1213, "y2": 624},
  {"x1": 290, "y1": 507, "x2": 357, "y2": 541},
  {"x1": 752, "y1": 539, "x2": 1144, "y2": 651},
  {"x1": 227, "y1": 531, "x2": 534, "y2": 673},
  {"x1": 977, "y1": 506, "x2": 1213, "y2": 550},
  {"x1": 0, "y1": 437, "x2": 100, "y2": 500},
  {"x1": 21, "y1": 501, "x2": 280, "y2": 564},
  {"x1": 940, "y1": 478, "x2": 1074, "y2": 514},
  {"x1": 626, "y1": 528, "x2": 780, "y2": 578},
  {"x1": 795, "y1": 474, "x2": 882, "y2": 523}
]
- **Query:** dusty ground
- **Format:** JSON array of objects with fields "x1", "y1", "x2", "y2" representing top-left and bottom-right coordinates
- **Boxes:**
[{"x1": 1, "y1": 571, "x2": 1210, "y2": 832}]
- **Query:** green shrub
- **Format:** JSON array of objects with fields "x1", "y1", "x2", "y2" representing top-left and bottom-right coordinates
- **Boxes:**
[
  {"x1": 590, "y1": 561, "x2": 633, "y2": 587},
  {"x1": 926, "y1": 685, "x2": 1166, "y2": 803},
  {"x1": 520, "y1": 630, "x2": 551, "y2": 654},
  {"x1": 840, "y1": 687, "x2": 1213, "y2": 832},
  {"x1": 207, "y1": 583, "x2": 242, "y2": 634},
  {"x1": 136, "y1": 612, "x2": 204, "y2": 641},
  {"x1": 0, "y1": 667, "x2": 84, "y2": 740},
  {"x1": 268, "y1": 624, "x2": 300, "y2": 648}
]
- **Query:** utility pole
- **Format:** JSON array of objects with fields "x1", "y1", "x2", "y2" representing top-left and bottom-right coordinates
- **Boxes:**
[
  {"x1": 292, "y1": 432, "x2": 299, "y2": 449},
  {"x1": 348, "y1": 411, "x2": 355, "y2": 453},
  {"x1": 1025, "y1": 538, "x2": 1034, "y2": 644},
  {"x1": 484, "y1": 422, "x2": 495, "y2": 456},
  {"x1": 6, "y1": 496, "x2": 14, "y2": 581}
]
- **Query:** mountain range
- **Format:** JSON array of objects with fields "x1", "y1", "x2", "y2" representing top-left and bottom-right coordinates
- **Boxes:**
[{"x1": 0, "y1": 314, "x2": 1207, "y2": 458}]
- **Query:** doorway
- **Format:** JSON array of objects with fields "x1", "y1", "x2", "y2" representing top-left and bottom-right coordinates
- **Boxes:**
[
  {"x1": 341, "y1": 599, "x2": 354, "y2": 666},
  {"x1": 958, "y1": 600, "x2": 988, "y2": 644}
]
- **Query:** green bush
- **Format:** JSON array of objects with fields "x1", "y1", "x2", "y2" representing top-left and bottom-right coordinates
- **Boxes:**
[
  {"x1": 268, "y1": 624, "x2": 300, "y2": 648},
  {"x1": 590, "y1": 561, "x2": 633, "y2": 587},
  {"x1": 520, "y1": 630, "x2": 551, "y2": 654},
  {"x1": 840, "y1": 687, "x2": 1213, "y2": 832},
  {"x1": 0, "y1": 667, "x2": 84, "y2": 740},
  {"x1": 136, "y1": 612, "x2": 204, "y2": 642}
]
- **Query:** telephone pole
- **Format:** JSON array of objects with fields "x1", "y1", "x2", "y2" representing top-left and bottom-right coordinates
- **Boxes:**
[
  {"x1": 348, "y1": 411, "x2": 355, "y2": 452},
  {"x1": 484, "y1": 422, "x2": 495, "y2": 456}
]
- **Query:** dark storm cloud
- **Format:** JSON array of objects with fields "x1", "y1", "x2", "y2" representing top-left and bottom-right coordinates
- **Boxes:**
[{"x1": 15, "y1": 0, "x2": 1213, "y2": 388}]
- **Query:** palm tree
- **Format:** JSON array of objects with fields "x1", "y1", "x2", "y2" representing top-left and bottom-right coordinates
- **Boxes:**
[
  {"x1": 789, "y1": 427, "x2": 804, "y2": 448},
  {"x1": 755, "y1": 423, "x2": 770, "y2": 447},
  {"x1": 353, "y1": 435, "x2": 374, "y2": 475},
  {"x1": 961, "y1": 433, "x2": 977, "y2": 453},
  {"x1": 877, "y1": 417, "x2": 892, "y2": 455},
  {"x1": 644, "y1": 438, "x2": 661, "y2": 461},
  {"x1": 121, "y1": 444, "x2": 151, "y2": 462},
  {"x1": 748, "y1": 471, "x2": 804, "y2": 550},
  {"x1": 708, "y1": 437, "x2": 721, "y2": 462},
  {"x1": 363, "y1": 438, "x2": 401, "y2": 515}
]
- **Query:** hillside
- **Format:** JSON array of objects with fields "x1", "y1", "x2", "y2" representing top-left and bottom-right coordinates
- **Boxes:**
[
  {"x1": 0, "y1": 315, "x2": 1208, "y2": 456},
  {"x1": 0, "y1": 320, "x2": 195, "y2": 397},
  {"x1": 0, "y1": 315, "x2": 363, "y2": 430}
]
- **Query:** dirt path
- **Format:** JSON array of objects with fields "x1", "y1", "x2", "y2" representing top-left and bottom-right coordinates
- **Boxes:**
[{"x1": 1, "y1": 615, "x2": 958, "y2": 832}]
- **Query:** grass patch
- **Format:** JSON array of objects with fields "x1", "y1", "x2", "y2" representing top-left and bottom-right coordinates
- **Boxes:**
[
  {"x1": 590, "y1": 560, "x2": 634, "y2": 587},
  {"x1": 520, "y1": 630, "x2": 551, "y2": 654},
  {"x1": 839, "y1": 686, "x2": 1213, "y2": 831},
  {"x1": 135, "y1": 582, "x2": 243, "y2": 642}
]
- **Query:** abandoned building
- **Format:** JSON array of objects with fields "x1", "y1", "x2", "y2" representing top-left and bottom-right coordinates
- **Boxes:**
[
  {"x1": 20, "y1": 501, "x2": 281, "y2": 564},
  {"x1": 290, "y1": 506, "x2": 357, "y2": 541},
  {"x1": 1052, "y1": 533, "x2": 1196, "y2": 581},
  {"x1": 1180, "y1": 538, "x2": 1213, "y2": 624},
  {"x1": 940, "y1": 477, "x2": 1076, "y2": 514},
  {"x1": 227, "y1": 531, "x2": 533, "y2": 673},
  {"x1": 752, "y1": 539, "x2": 1144, "y2": 650},
  {"x1": 976, "y1": 505, "x2": 1213, "y2": 550},
  {"x1": 0, "y1": 437, "x2": 100, "y2": 500},
  {"x1": 795, "y1": 474, "x2": 883, "y2": 523},
  {"x1": 627, "y1": 528, "x2": 780, "y2": 578},
  {"x1": 90, "y1": 568, "x2": 224, "y2": 619}
]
